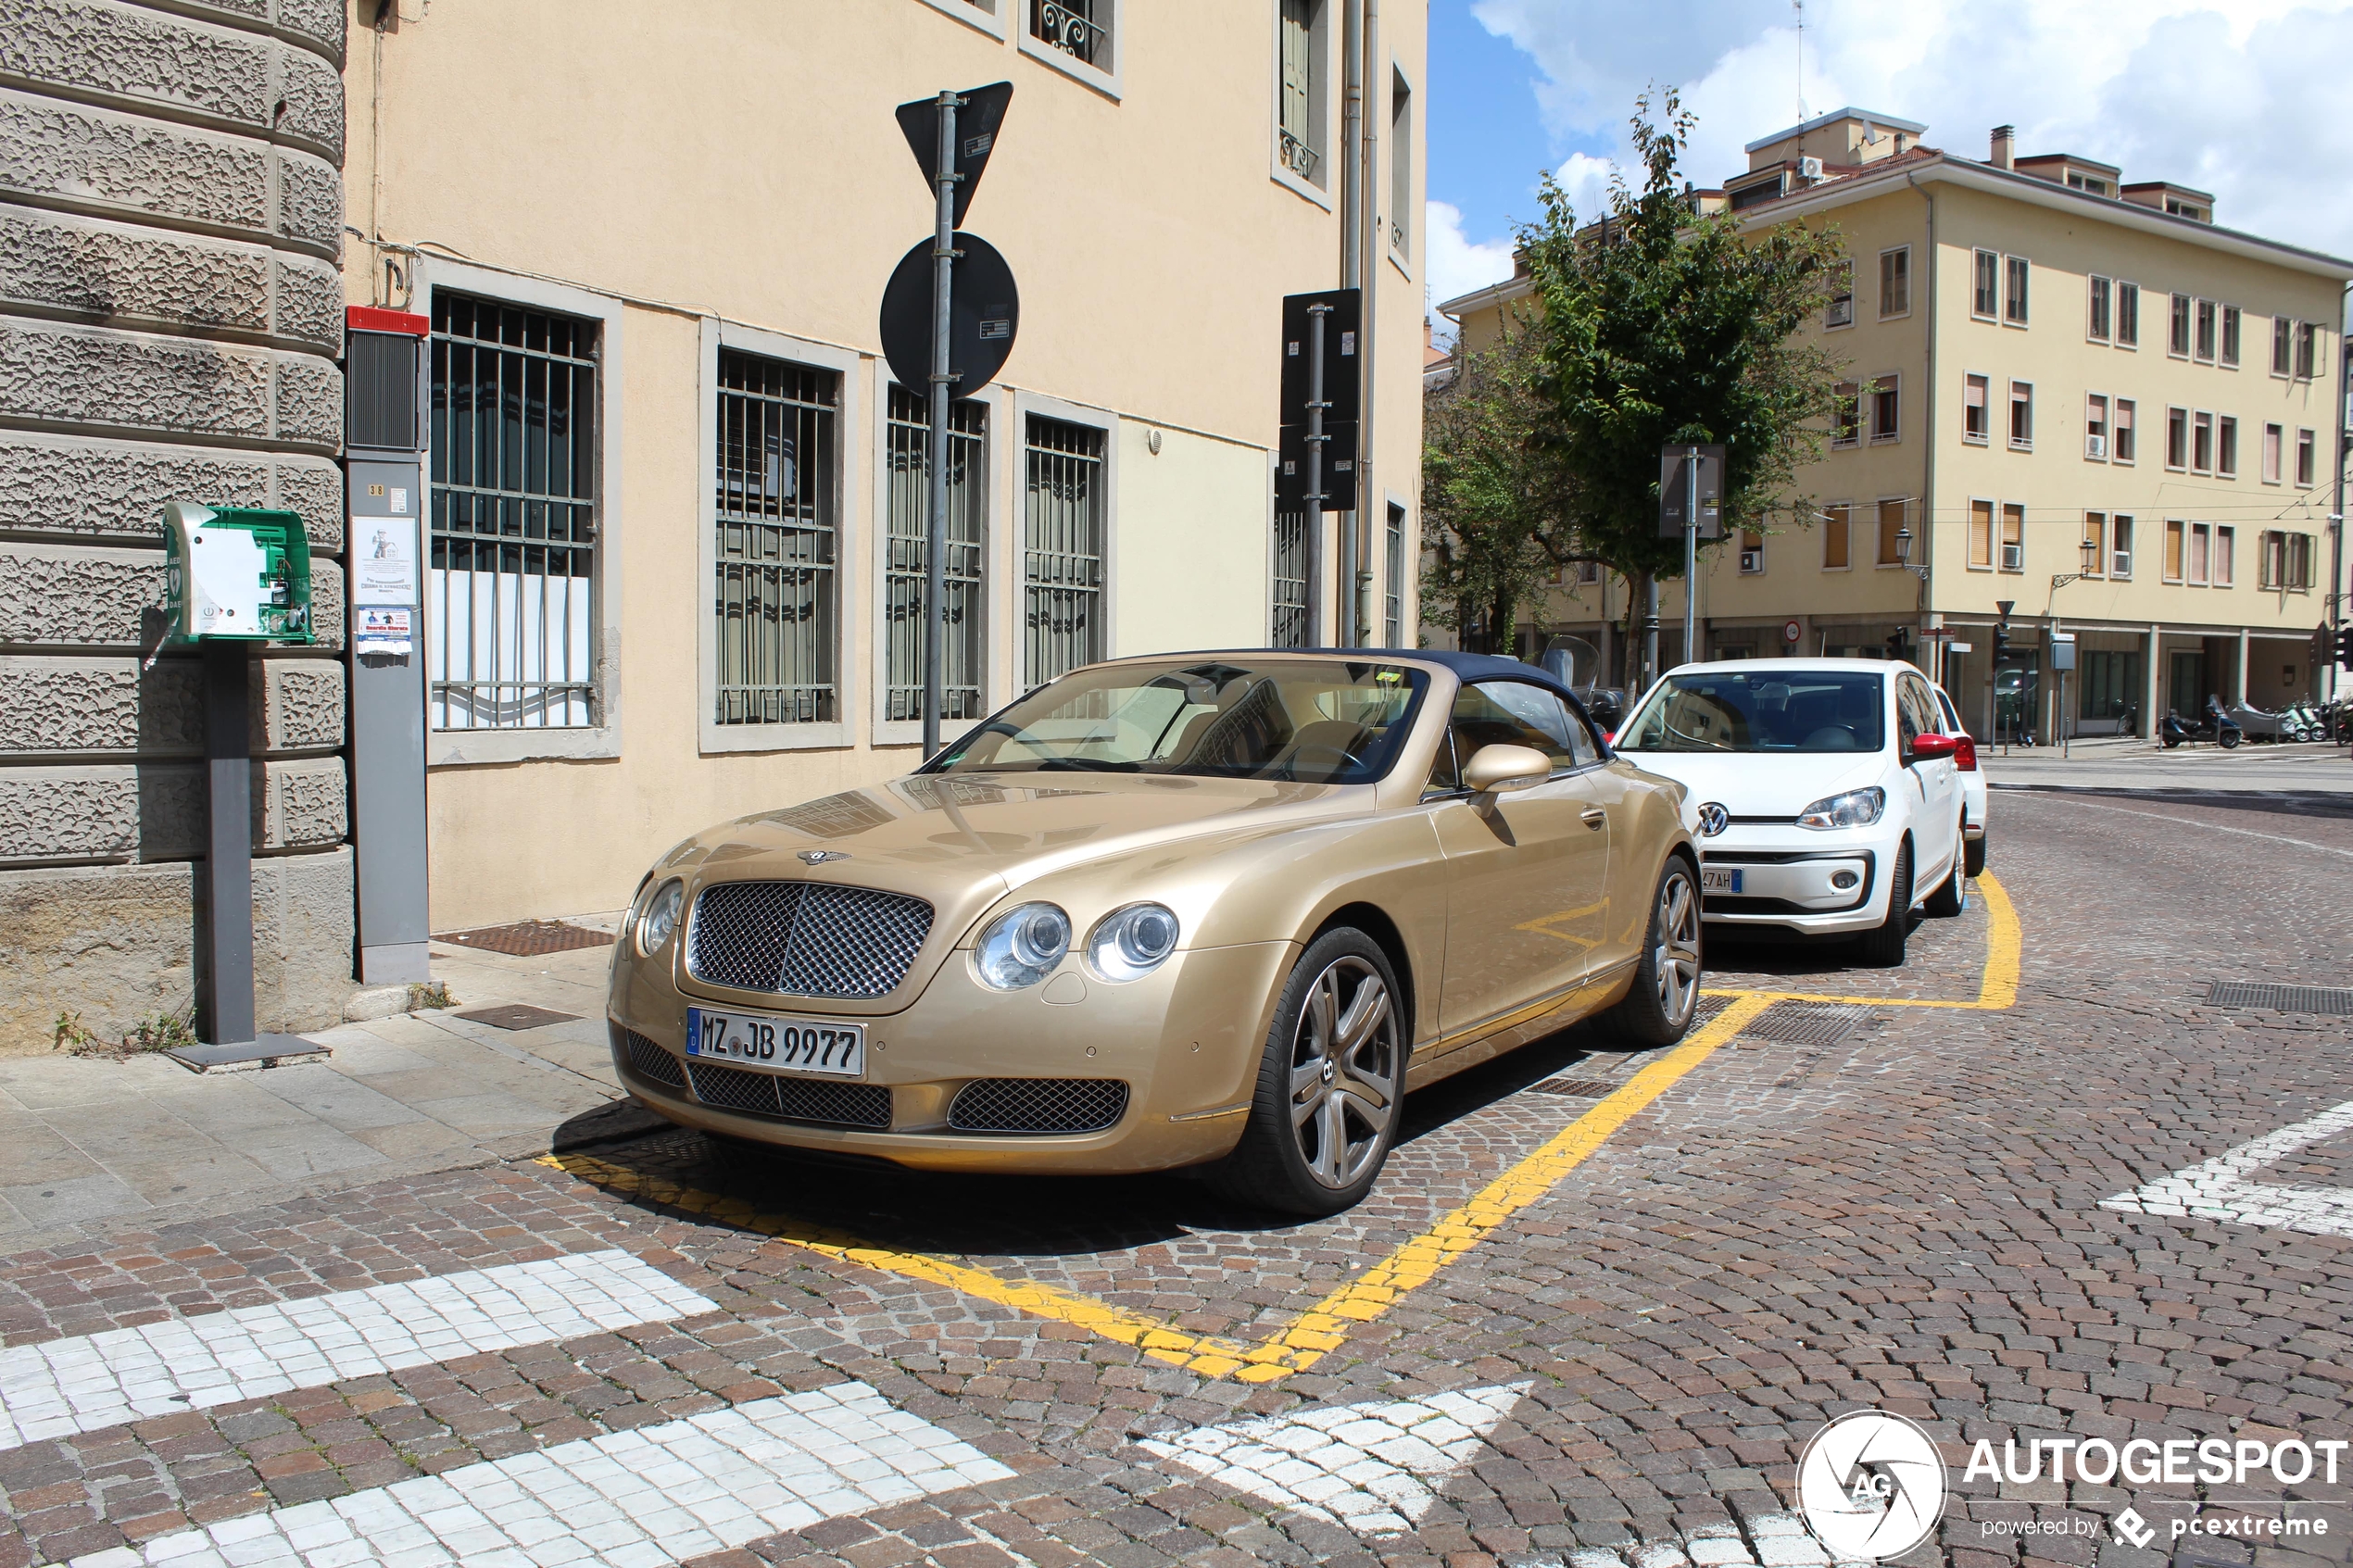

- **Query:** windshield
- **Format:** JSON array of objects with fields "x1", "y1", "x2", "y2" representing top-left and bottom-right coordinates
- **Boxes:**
[
  {"x1": 1617, "y1": 670, "x2": 1887, "y2": 753},
  {"x1": 926, "y1": 659, "x2": 1428, "y2": 783}
]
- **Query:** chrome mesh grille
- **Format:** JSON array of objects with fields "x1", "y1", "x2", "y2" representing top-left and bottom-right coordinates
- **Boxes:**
[
  {"x1": 686, "y1": 881, "x2": 933, "y2": 997},
  {"x1": 684, "y1": 1060, "x2": 892, "y2": 1128},
  {"x1": 948, "y1": 1078, "x2": 1129, "y2": 1135},
  {"x1": 613, "y1": 1023, "x2": 686, "y2": 1089}
]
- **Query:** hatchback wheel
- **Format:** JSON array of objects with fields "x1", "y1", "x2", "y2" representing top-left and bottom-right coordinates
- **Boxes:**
[
  {"x1": 1591, "y1": 857, "x2": 1703, "y2": 1046},
  {"x1": 1856, "y1": 837, "x2": 1913, "y2": 967},
  {"x1": 1925, "y1": 816, "x2": 1968, "y2": 916},
  {"x1": 1209, "y1": 928, "x2": 1406, "y2": 1216}
]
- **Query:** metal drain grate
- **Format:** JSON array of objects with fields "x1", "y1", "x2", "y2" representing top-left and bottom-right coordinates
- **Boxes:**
[
  {"x1": 2205, "y1": 981, "x2": 2353, "y2": 1015},
  {"x1": 1692, "y1": 995, "x2": 1734, "y2": 1025},
  {"x1": 1529, "y1": 1077, "x2": 1625, "y2": 1098},
  {"x1": 435, "y1": 921, "x2": 614, "y2": 956},
  {"x1": 1741, "y1": 1002, "x2": 1864, "y2": 1046}
]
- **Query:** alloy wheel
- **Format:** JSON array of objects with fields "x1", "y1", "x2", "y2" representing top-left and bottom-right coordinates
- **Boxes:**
[
  {"x1": 1654, "y1": 867, "x2": 1702, "y2": 1026},
  {"x1": 1287, "y1": 955, "x2": 1402, "y2": 1190}
]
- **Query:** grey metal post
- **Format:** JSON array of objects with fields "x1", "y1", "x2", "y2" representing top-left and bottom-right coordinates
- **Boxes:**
[
  {"x1": 1305, "y1": 302, "x2": 1329, "y2": 646},
  {"x1": 923, "y1": 89, "x2": 959, "y2": 758},
  {"x1": 1682, "y1": 445, "x2": 1699, "y2": 670},
  {"x1": 1641, "y1": 576, "x2": 1659, "y2": 692},
  {"x1": 203, "y1": 641, "x2": 256, "y2": 1047}
]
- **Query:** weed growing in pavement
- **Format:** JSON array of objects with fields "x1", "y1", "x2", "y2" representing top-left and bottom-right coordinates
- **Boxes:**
[
  {"x1": 53, "y1": 1006, "x2": 200, "y2": 1059},
  {"x1": 408, "y1": 981, "x2": 456, "y2": 1010}
]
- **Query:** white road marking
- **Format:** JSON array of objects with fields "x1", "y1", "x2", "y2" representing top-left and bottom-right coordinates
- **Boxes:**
[
  {"x1": 2011, "y1": 792, "x2": 2353, "y2": 859},
  {"x1": 1140, "y1": 1381, "x2": 1529, "y2": 1537},
  {"x1": 2101, "y1": 1099, "x2": 2353, "y2": 1238},
  {"x1": 67, "y1": 1379, "x2": 1015, "y2": 1567},
  {"x1": 0, "y1": 1249, "x2": 712, "y2": 1450}
]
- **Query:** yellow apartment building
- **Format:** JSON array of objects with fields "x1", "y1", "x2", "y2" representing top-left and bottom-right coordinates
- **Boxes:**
[
  {"x1": 348, "y1": 0, "x2": 1429, "y2": 930},
  {"x1": 1441, "y1": 109, "x2": 2350, "y2": 741}
]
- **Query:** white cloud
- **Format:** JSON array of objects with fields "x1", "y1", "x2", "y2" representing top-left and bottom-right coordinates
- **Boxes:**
[
  {"x1": 1467, "y1": 0, "x2": 2353, "y2": 259},
  {"x1": 1425, "y1": 200, "x2": 1518, "y2": 337}
]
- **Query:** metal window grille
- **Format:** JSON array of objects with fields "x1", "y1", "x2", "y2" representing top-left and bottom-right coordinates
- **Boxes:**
[
  {"x1": 429, "y1": 291, "x2": 598, "y2": 729},
  {"x1": 1272, "y1": 510, "x2": 1309, "y2": 646},
  {"x1": 1278, "y1": 0, "x2": 1318, "y2": 180},
  {"x1": 1384, "y1": 504, "x2": 1404, "y2": 646},
  {"x1": 887, "y1": 385, "x2": 988, "y2": 722},
  {"x1": 716, "y1": 350, "x2": 838, "y2": 726},
  {"x1": 1032, "y1": 0, "x2": 1109, "y2": 67},
  {"x1": 1024, "y1": 415, "x2": 1106, "y2": 686}
]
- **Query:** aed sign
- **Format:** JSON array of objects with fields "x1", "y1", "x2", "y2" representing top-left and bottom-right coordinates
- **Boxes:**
[{"x1": 158, "y1": 500, "x2": 316, "y2": 646}]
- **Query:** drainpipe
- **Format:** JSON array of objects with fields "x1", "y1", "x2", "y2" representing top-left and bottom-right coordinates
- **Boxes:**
[
  {"x1": 1354, "y1": 0, "x2": 1379, "y2": 646},
  {"x1": 1906, "y1": 169, "x2": 1939, "y2": 691},
  {"x1": 1336, "y1": 0, "x2": 1364, "y2": 646}
]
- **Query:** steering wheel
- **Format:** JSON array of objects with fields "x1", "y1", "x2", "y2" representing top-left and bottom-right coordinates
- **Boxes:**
[{"x1": 1285, "y1": 742, "x2": 1364, "y2": 777}]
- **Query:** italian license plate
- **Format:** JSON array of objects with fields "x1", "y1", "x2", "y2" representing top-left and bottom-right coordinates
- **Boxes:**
[
  {"x1": 1700, "y1": 866, "x2": 1743, "y2": 895},
  {"x1": 685, "y1": 1006, "x2": 865, "y2": 1079}
]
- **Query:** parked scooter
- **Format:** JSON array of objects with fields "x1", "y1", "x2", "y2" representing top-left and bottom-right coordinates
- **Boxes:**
[
  {"x1": 2160, "y1": 695, "x2": 2244, "y2": 748},
  {"x1": 2225, "y1": 698, "x2": 2296, "y2": 741},
  {"x1": 2282, "y1": 697, "x2": 2328, "y2": 741}
]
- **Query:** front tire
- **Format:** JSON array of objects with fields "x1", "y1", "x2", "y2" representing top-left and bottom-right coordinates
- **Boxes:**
[
  {"x1": 2219, "y1": 728, "x2": 2242, "y2": 749},
  {"x1": 1208, "y1": 928, "x2": 1406, "y2": 1217},
  {"x1": 1856, "y1": 838, "x2": 1913, "y2": 968},
  {"x1": 1591, "y1": 856, "x2": 1704, "y2": 1046}
]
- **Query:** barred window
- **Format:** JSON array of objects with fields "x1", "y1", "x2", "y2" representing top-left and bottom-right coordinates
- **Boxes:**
[
  {"x1": 1032, "y1": 0, "x2": 1111, "y2": 69},
  {"x1": 886, "y1": 386, "x2": 988, "y2": 724},
  {"x1": 1025, "y1": 416, "x2": 1107, "y2": 687},
  {"x1": 714, "y1": 351, "x2": 837, "y2": 727},
  {"x1": 429, "y1": 291, "x2": 598, "y2": 731},
  {"x1": 1272, "y1": 511, "x2": 1310, "y2": 646},
  {"x1": 1384, "y1": 502, "x2": 1405, "y2": 646}
]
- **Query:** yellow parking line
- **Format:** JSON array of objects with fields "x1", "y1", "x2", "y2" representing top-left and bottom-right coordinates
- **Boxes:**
[
  {"x1": 1700, "y1": 870, "x2": 2020, "y2": 1010},
  {"x1": 543, "y1": 874, "x2": 2020, "y2": 1382}
]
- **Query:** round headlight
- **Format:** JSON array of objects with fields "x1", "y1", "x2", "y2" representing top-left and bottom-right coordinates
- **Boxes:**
[
  {"x1": 637, "y1": 879, "x2": 685, "y2": 956},
  {"x1": 1087, "y1": 903, "x2": 1180, "y2": 983},
  {"x1": 973, "y1": 901, "x2": 1071, "y2": 990}
]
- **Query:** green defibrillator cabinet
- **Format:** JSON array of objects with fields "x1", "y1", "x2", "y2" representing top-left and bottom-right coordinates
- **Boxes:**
[{"x1": 159, "y1": 501, "x2": 317, "y2": 646}]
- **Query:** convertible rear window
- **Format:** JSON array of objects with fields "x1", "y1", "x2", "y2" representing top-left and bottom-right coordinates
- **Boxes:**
[
  {"x1": 927, "y1": 659, "x2": 1429, "y2": 784},
  {"x1": 1617, "y1": 671, "x2": 1886, "y2": 753}
]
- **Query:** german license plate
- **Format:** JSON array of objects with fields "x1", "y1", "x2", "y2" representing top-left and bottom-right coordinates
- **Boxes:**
[
  {"x1": 1700, "y1": 866, "x2": 1743, "y2": 894},
  {"x1": 685, "y1": 1006, "x2": 865, "y2": 1079}
]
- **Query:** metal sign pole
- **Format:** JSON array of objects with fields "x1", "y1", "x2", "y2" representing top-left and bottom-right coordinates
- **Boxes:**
[
  {"x1": 924, "y1": 90, "x2": 960, "y2": 758},
  {"x1": 1682, "y1": 445, "x2": 1699, "y2": 671},
  {"x1": 1305, "y1": 302, "x2": 1329, "y2": 646},
  {"x1": 203, "y1": 641, "x2": 257, "y2": 1049}
]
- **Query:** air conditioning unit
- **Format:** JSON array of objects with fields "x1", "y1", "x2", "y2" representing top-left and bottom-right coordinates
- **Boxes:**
[
  {"x1": 2003, "y1": 545, "x2": 2025, "y2": 571},
  {"x1": 1740, "y1": 548, "x2": 1764, "y2": 573},
  {"x1": 2085, "y1": 434, "x2": 2108, "y2": 458},
  {"x1": 1825, "y1": 299, "x2": 1853, "y2": 327},
  {"x1": 1799, "y1": 156, "x2": 1825, "y2": 182}
]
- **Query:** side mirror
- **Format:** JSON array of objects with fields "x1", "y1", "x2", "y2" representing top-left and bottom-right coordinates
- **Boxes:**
[
  {"x1": 1906, "y1": 733, "x2": 1959, "y2": 764},
  {"x1": 1463, "y1": 743, "x2": 1552, "y2": 796}
]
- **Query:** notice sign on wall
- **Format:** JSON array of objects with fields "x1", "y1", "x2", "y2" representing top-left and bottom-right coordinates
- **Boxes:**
[
  {"x1": 355, "y1": 606, "x2": 413, "y2": 658},
  {"x1": 353, "y1": 517, "x2": 419, "y2": 603}
]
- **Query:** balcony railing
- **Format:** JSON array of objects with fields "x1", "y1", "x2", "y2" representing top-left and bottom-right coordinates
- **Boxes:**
[
  {"x1": 1277, "y1": 127, "x2": 1320, "y2": 182},
  {"x1": 1032, "y1": 1, "x2": 1109, "y2": 67}
]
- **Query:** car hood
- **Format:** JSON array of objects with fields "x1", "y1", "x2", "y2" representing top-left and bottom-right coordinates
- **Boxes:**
[
  {"x1": 1613, "y1": 750, "x2": 1886, "y2": 822},
  {"x1": 681, "y1": 771, "x2": 1362, "y2": 928}
]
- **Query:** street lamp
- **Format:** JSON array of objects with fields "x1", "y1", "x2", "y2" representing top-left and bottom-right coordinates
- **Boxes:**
[{"x1": 2050, "y1": 533, "x2": 2101, "y2": 592}]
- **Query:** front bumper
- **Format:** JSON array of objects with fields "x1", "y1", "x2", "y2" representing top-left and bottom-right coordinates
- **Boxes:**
[
  {"x1": 1698, "y1": 824, "x2": 1897, "y2": 935},
  {"x1": 607, "y1": 938, "x2": 1295, "y2": 1174}
]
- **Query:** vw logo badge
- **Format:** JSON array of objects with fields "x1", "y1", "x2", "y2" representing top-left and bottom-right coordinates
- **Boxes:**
[
  {"x1": 797, "y1": 849, "x2": 850, "y2": 865},
  {"x1": 1696, "y1": 802, "x2": 1730, "y2": 837}
]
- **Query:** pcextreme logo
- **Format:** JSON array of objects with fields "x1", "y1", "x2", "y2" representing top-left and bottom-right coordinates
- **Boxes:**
[{"x1": 1795, "y1": 1411, "x2": 1947, "y2": 1560}]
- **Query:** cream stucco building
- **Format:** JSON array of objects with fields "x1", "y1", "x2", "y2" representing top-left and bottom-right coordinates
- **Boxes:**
[
  {"x1": 349, "y1": 0, "x2": 1428, "y2": 931},
  {"x1": 1442, "y1": 109, "x2": 2350, "y2": 742}
]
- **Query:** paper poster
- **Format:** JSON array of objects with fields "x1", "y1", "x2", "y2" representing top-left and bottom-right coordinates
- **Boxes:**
[
  {"x1": 355, "y1": 606, "x2": 413, "y2": 658},
  {"x1": 353, "y1": 516, "x2": 420, "y2": 602}
]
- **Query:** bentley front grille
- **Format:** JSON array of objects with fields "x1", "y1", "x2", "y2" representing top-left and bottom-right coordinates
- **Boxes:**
[
  {"x1": 684, "y1": 1060, "x2": 893, "y2": 1129},
  {"x1": 947, "y1": 1078, "x2": 1130, "y2": 1135},
  {"x1": 686, "y1": 881, "x2": 934, "y2": 998},
  {"x1": 614, "y1": 1023, "x2": 686, "y2": 1089}
]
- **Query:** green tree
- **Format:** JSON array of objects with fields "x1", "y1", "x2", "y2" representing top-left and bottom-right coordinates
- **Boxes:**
[
  {"x1": 1418, "y1": 315, "x2": 1588, "y2": 655},
  {"x1": 1519, "y1": 89, "x2": 1847, "y2": 669}
]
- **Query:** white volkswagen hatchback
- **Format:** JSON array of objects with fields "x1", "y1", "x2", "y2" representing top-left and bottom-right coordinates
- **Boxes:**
[{"x1": 1611, "y1": 659, "x2": 1967, "y2": 965}]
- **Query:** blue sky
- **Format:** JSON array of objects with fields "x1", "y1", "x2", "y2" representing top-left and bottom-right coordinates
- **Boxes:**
[{"x1": 1425, "y1": 0, "x2": 2353, "y2": 334}]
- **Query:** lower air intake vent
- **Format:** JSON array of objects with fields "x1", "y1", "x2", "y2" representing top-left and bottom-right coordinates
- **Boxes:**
[
  {"x1": 948, "y1": 1078, "x2": 1129, "y2": 1135},
  {"x1": 614, "y1": 1024, "x2": 686, "y2": 1089},
  {"x1": 685, "y1": 1060, "x2": 891, "y2": 1128}
]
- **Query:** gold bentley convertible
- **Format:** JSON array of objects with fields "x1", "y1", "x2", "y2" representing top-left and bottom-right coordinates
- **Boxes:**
[{"x1": 609, "y1": 651, "x2": 1700, "y2": 1215}]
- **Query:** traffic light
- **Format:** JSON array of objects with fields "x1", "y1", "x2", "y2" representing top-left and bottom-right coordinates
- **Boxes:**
[
  {"x1": 1884, "y1": 627, "x2": 1910, "y2": 662},
  {"x1": 1991, "y1": 621, "x2": 2011, "y2": 664},
  {"x1": 2336, "y1": 623, "x2": 2353, "y2": 667}
]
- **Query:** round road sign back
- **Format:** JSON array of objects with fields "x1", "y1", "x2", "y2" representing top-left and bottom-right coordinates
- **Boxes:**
[
  {"x1": 1782, "y1": 619, "x2": 1803, "y2": 644},
  {"x1": 879, "y1": 231, "x2": 1019, "y2": 398}
]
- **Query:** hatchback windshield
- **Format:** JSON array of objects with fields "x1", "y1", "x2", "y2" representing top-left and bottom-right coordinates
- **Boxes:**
[
  {"x1": 927, "y1": 659, "x2": 1428, "y2": 783},
  {"x1": 1617, "y1": 670, "x2": 1886, "y2": 753}
]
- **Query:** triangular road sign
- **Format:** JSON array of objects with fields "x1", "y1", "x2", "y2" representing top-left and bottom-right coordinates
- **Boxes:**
[
  {"x1": 1139, "y1": 1382, "x2": 1530, "y2": 1537},
  {"x1": 895, "y1": 82, "x2": 1013, "y2": 228}
]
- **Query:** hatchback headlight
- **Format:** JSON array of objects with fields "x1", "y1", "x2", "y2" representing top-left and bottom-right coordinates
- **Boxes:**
[
  {"x1": 1086, "y1": 903, "x2": 1180, "y2": 983},
  {"x1": 974, "y1": 902, "x2": 1071, "y2": 989},
  {"x1": 1796, "y1": 786, "x2": 1886, "y2": 830},
  {"x1": 637, "y1": 879, "x2": 685, "y2": 955}
]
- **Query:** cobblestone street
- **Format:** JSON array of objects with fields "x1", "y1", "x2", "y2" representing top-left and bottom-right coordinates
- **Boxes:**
[{"x1": 1, "y1": 788, "x2": 2347, "y2": 1568}]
